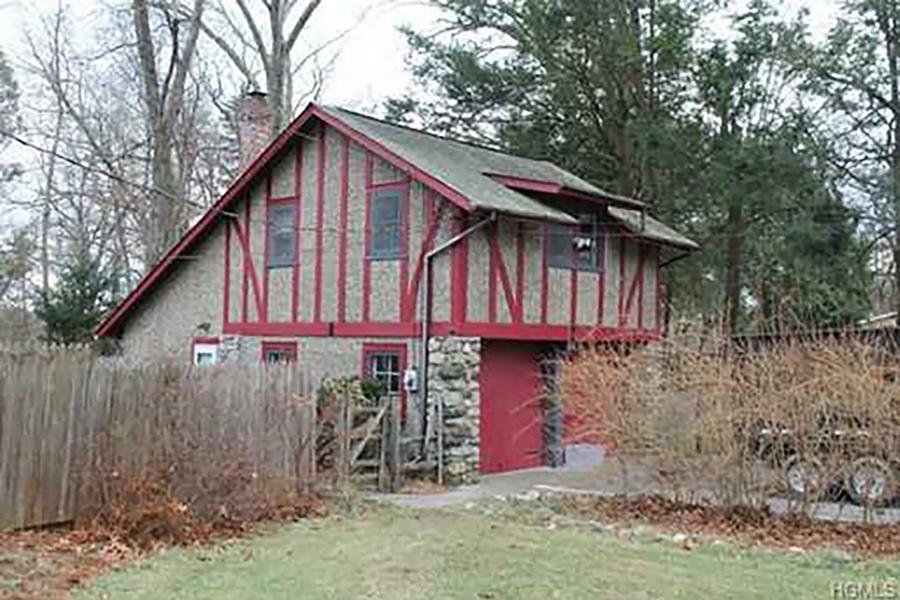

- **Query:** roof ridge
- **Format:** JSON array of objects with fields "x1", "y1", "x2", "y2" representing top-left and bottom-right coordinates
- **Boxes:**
[{"x1": 323, "y1": 105, "x2": 551, "y2": 165}]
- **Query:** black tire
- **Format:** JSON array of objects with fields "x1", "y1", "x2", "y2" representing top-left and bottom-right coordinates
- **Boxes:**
[
  {"x1": 845, "y1": 456, "x2": 894, "y2": 507},
  {"x1": 784, "y1": 454, "x2": 824, "y2": 501}
]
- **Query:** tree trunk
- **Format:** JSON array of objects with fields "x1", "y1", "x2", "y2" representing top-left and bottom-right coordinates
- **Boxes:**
[{"x1": 725, "y1": 200, "x2": 744, "y2": 335}]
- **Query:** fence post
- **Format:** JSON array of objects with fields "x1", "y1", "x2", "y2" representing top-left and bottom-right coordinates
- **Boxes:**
[
  {"x1": 335, "y1": 391, "x2": 351, "y2": 484},
  {"x1": 377, "y1": 393, "x2": 403, "y2": 493}
]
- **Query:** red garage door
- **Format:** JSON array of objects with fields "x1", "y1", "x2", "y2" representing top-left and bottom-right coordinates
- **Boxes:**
[{"x1": 479, "y1": 340, "x2": 544, "y2": 473}]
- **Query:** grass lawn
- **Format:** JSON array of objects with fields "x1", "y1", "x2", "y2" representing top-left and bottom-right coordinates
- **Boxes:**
[{"x1": 75, "y1": 505, "x2": 900, "y2": 600}]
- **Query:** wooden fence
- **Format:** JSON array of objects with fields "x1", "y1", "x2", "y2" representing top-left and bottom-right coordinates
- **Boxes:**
[{"x1": 0, "y1": 349, "x2": 317, "y2": 531}]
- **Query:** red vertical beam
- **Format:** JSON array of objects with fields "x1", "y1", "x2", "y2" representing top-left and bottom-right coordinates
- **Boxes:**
[
  {"x1": 617, "y1": 236, "x2": 627, "y2": 327},
  {"x1": 515, "y1": 222, "x2": 525, "y2": 323},
  {"x1": 241, "y1": 197, "x2": 250, "y2": 322},
  {"x1": 337, "y1": 135, "x2": 350, "y2": 323},
  {"x1": 291, "y1": 142, "x2": 302, "y2": 322},
  {"x1": 262, "y1": 175, "x2": 272, "y2": 322},
  {"x1": 399, "y1": 177, "x2": 411, "y2": 320},
  {"x1": 223, "y1": 217, "x2": 231, "y2": 325},
  {"x1": 362, "y1": 152, "x2": 373, "y2": 322},
  {"x1": 637, "y1": 246, "x2": 646, "y2": 330},
  {"x1": 488, "y1": 221, "x2": 498, "y2": 323},
  {"x1": 540, "y1": 223, "x2": 549, "y2": 324},
  {"x1": 450, "y1": 207, "x2": 468, "y2": 326},
  {"x1": 314, "y1": 125, "x2": 326, "y2": 323},
  {"x1": 569, "y1": 268, "x2": 578, "y2": 328},
  {"x1": 597, "y1": 225, "x2": 605, "y2": 327},
  {"x1": 656, "y1": 247, "x2": 663, "y2": 333}
]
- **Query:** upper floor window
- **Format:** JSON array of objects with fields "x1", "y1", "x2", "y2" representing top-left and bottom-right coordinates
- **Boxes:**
[
  {"x1": 268, "y1": 203, "x2": 296, "y2": 268},
  {"x1": 368, "y1": 186, "x2": 404, "y2": 260},
  {"x1": 547, "y1": 215, "x2": 601, "y2": 271}
]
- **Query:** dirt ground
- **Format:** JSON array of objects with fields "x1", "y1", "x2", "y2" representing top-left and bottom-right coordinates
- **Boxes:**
[{"x1": 0, "y1": 528, "x2": 134, "y2": 599}]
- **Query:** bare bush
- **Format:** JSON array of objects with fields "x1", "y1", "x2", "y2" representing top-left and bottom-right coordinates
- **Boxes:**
[{"x1": 561, "y1": 333, "x2": 900, "y2": 519}]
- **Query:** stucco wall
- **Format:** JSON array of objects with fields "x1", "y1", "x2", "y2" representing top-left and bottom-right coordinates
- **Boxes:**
[
  {"x1": 119, "y1": 222, "x2": 226, "y2": 361},
  {"x1": 119, "y1": 117, "x2": 663, "y2": 368}
]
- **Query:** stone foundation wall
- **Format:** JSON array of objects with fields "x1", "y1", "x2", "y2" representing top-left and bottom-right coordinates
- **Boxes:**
[{"x1": 427, "y1": 336, "x2": 481, "y2": 485}]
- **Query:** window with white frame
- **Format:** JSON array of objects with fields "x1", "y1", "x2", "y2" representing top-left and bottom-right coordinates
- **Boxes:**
[{"x1": 193, "y1": 341, "x2": 219, "y2": 365}]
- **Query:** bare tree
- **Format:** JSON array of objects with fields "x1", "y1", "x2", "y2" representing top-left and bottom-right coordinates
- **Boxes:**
[
  {"x1": 132, "y1": 0, "x2": 206, "y2": 260},
  {"x1": 197, "y1": 0, "x2": 329, "y2": 132}
]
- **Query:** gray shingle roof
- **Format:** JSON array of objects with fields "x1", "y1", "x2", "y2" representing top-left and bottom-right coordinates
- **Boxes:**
[
  {"x1": 609, "y1": 207, "x2": 700, "y2": 251},
  {"x1": 323, "y1": 106, "x2": 696, "y2": 249}
]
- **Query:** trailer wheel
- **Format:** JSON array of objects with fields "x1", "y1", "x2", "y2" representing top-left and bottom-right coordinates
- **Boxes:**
[
  {"x1": 784, "y1": 454, "x2": 824, "y2": 501},
  {"x1": 845, "y1": 456, "x2": 894, "y2": 507}
]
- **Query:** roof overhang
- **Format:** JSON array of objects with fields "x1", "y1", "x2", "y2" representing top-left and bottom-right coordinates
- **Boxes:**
[{"x1": 486, "y1": 173, "x2": 646, "y2": 211}]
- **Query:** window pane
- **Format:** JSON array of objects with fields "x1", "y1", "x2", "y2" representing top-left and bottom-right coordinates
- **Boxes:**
[
  {"x1": 369, "y1": 189, "x2": 402, "y2": 258},
  {"x1": 367, "y1": 352, "x2": 401, "y2": 394},
  {"x1": 268, "y1": 205, "x2": 296, "y2": 267},
  {"x1": 547, "y1": 224, "x2": 573, "y2": 268}
]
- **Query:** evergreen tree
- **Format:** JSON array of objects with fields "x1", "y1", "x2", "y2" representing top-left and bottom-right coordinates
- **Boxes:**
[{"x1": 36, "y1": 254, "x2": 112, "y2": 344}]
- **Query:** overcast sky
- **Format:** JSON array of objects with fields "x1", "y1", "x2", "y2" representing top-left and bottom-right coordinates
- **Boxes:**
[{"x1": 0, "y1": 0, "x2": 840, "y2": 113}]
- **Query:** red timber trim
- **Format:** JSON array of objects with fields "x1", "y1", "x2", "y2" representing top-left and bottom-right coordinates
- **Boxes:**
[
  {"x1": 314, "y1": 124, "x2": 326, "y2": 323},
  {"x1": 95, "y1": 103, "x2": 474, "y2": 338},
  {"x1": 242, "y1": 198, "x2": 251, "y2": 321},
  {"x1": 450, "y1": 208, "x2": 469, "y2": 325},
  {"x1": 398, "y1": 176, "x2": 411, "y2": 320},
  {"x1": 223, "y1": 320, "x2": 660, "y2": 343},
  {"x1": 515, "y1": 222, "x2": 525, "y2": 324},
  {"x1": 261, "y1": 340, "x2": 298, "y2": 363},
  {"x1": 488, "y1": 224, "x2": 497, "y2": 322},
  {"x1": 637, "y1": 246, "x2": 646, "y2": 329},
  {"x1": 656, "y1": 247, "x2": 663, "y2": 332},
  {"x1": 569, "y1": 268, "x2": 578, "y2": 326},
  {"x1": 337, "y1": 135, "x2": 350, "y2": 322},
  {"x1": 292, "y1": 143, "x2": 303, "y2": 322},
  {"x1": 362, "y1": 153, "x2": 373, "y2": 321},
  {"x1": 617, "y1": 236, "x2": 627, "y2": 326},
  {"x1": 231, "y1": 208, "x2": 265, "y2": 322},
  {"x1": 403, "y1": 192, "x2": 443, "y2": 322},
  {"x1": 361, "y1": 342, "x2": 408, "y2": 420},
  {"x1": 540, "y1": 223, "x2": 549, "y2": 324},
  {"x1": 597, "y1": 225, "x2": 606, "y2": 325},
  {"x1": 487, "y1": 220, "x2": 521, "y2": 323},
  {"x1": 262, "y1": 175, "x2": 272, "y2": 319},
  {"x1": 223, "y1": 220, "x2": 231, "y2": 325},
  {"x1": 622, "y1": 243, "x2": 646, "y2": 327}
]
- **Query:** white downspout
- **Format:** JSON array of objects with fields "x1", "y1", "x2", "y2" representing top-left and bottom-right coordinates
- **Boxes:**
[{"x1": 420, "y1": 212, "x2": 495, "y2": 484}]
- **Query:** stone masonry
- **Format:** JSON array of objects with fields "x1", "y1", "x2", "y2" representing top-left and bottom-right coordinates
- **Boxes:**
[{"x1": 428, "y1": 336, "x2": 481, "y2": 485}]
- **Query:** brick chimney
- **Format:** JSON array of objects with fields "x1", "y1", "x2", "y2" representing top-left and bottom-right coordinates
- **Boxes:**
[{"x1": 236, "y1": 91, "x2": 273, "y2": 173}]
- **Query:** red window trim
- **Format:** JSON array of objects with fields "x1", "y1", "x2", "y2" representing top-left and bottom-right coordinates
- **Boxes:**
[
  {"x1": 191, "y1": 337, "x2": 220, "y2": 363},
  {"x1": 361, "y1": 342, "x2": 408, "y2": 420},
  {"x1": 261, "y1": 340, "x2": 298, "y2": 363},
  {"x1": 365, "y1": 182, "x2": 409, "y2": 261}
]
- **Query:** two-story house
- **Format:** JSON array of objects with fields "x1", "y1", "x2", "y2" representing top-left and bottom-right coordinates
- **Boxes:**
[{"x1": 96, "y1": 94, "x2": 697, "y2": 482}]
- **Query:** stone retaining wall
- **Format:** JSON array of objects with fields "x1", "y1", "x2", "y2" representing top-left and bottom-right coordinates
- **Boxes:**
[{"x1": 427, "y1": 336, "x2": 481, "y2": 484}]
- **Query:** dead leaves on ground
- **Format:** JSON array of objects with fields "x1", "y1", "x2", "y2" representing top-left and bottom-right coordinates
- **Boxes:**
[{"x1": 557, "y1": 494, "x2": 900, "y2": 557}]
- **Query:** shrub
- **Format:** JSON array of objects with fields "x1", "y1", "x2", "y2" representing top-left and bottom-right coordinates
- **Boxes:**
[{"x1": 560, "y1": 333, "x2": 900, "y2": 519}]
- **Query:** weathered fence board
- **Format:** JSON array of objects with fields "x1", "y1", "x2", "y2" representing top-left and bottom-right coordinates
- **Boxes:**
[{"x1": 0, "y1": 352, "x2": 316, "y2": 531}]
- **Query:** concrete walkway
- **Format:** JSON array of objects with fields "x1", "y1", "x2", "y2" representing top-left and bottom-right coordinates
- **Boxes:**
[{"x1": 376, "y1": 447, "x2": 900, "y2": 524}]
